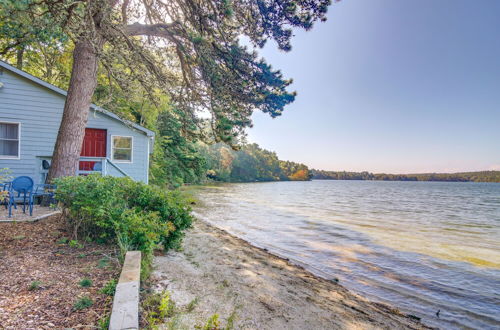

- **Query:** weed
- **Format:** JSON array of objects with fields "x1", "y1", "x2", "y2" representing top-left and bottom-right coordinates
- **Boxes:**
[
  {"x1": 97, "y1": 314, "x2": 110, "y2": 330},
  {"x1": 77, "y1": 253, "x2": 86, "y2": 258},
  {"x1": 143, "y1": 290, "x2": 176, "y2": 327},
  {"x1": 79, "y1": 278, "x2": 93, "y2": 287},
  {"x1": 28, "y1": 281, "x2": 42, "y2": 291},
  {"x1": 12, "y1": 235, "x2": 25, "y2": 240},
  {"x1": 195, "y1": 314, "x2": 220, "y2": 330},
  {"x1": 97, "y1": 258, "x2": 109, "y2": 268},
  {"x1": 73, "y1": 296, "x2": 93, "y2": 310},
  {"x1": 99, "y1": 279, "x2": 117, "y2": 296},
  {"x1": 225, "y1": 308, "x2": 238, "y2": 330},
  {"x1": 69, "y1": 240, "x2": 84, "y2": 249},
  {"x1": 186, "y1": 297, "x2": 199, "y2": 312},
  {"x1": 57, "y1": 237, "x2": 69, "y2": 244}
]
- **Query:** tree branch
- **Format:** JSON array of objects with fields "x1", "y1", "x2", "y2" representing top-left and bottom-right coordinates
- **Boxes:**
[{"x1": 124, "y1": 22, "x2": 179, "y2": 37}]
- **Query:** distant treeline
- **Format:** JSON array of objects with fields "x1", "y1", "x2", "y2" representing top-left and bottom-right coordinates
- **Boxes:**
[
  {"x1": 311, "y1": 170, "x2": 500, "y2": 183},
  {"x1": 199, "y1": 143, "x2": 311, "y2": 183}
]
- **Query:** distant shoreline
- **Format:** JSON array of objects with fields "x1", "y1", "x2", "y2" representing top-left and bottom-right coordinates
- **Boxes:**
[{"x1": 311, "y1": 170, "x2": 500, "y2": 183}]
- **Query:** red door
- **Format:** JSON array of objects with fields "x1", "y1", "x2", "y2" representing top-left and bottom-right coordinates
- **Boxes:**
[{"x1": 79, "y1": 128, "x2": 107, "y2": 171}]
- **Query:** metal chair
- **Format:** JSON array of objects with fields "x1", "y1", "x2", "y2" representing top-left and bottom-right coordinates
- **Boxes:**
[{"x1": 8, "y1": 176, "x2": 34, "y2": 217}]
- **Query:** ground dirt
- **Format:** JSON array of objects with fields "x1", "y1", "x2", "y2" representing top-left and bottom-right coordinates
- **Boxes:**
[
  {"x1": 150, "y1": 219, "x2": 432, "y2": 330},
  {"x1": 0, "y1": 214, "x2": 120, "y2": 329}
]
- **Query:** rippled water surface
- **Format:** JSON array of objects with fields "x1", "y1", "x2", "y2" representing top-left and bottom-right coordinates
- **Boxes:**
[{"x1": 192, "y1": 180, "x2": 500, "y2": 329}]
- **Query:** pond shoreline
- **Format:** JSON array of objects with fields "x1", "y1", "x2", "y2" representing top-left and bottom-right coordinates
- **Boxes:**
[{"x1": 151, "y1": 218, "x2": 431, "y2": 329}]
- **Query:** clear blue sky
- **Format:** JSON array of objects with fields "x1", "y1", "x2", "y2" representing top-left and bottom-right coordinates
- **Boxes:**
[{"x1": 246, "y1": 0, "x2": 500, "y2": 174}]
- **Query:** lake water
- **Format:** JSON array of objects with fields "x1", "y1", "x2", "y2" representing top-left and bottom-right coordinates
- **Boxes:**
[{"x1": 192, "y1": 180, "x2": 500, "y2": 329}]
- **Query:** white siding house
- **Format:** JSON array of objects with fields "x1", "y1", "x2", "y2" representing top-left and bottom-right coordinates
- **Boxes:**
[{"x1": 0, "y1": 60, "x2": 155, "y2": 184}]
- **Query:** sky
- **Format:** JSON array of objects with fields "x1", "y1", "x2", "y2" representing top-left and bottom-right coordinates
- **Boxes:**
[{"x1": 246, "y1": 0, "x2": 500, "y2": 174}]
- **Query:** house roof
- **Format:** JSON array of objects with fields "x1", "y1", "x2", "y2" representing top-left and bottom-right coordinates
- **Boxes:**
[{"x1": 0, "y1": 60, "x2": 155, "y2": 137}]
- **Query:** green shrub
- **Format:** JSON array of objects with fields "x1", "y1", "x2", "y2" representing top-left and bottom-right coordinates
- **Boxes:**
[
  {"x1": 55, "y1": 175, "x2": 193, "y2": 259},
  {"x1": 73, "y1": 296, "x2": 93, "y2": 310}
]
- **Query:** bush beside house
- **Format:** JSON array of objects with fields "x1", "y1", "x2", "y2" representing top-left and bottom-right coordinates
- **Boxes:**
[{"x1": 55, "y1": 174, "x2": 193, "y2": 272}]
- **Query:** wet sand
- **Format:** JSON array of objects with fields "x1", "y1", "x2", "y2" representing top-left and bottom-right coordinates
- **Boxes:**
[{"x1": 151, "y1": 218, "x2": 431, "y2": 329}]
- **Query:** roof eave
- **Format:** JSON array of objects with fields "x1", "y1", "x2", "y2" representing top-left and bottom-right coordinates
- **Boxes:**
[{"x1": 0, "y1": 60, "x2": 155, "y2": 138}]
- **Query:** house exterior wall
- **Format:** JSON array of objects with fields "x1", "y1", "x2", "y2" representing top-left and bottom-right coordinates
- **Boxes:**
[{"x1": 0, "y1": 67, "x2": 151, "y2": 183}]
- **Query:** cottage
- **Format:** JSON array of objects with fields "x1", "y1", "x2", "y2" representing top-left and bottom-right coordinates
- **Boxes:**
[{"x1": 0, "y1": 60, "x2": 154, "y2": 184}]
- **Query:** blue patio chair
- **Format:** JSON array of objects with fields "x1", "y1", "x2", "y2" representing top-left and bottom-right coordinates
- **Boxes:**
[{"x1": 8, "y1": 176, "x2": 34, "y2": 217}]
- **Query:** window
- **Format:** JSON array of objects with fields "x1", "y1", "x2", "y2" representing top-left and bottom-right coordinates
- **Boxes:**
[
  {"x1": 112, "y1": 136, "x2": 132, "y2": 162},
  {"x1": 0, "y1": 122, "x2": 20, "y2": 159}
]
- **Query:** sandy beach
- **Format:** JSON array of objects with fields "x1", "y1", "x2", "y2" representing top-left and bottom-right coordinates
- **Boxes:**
[{"x1": 151, "y1": 218, "x2": 430, "y2": 329}]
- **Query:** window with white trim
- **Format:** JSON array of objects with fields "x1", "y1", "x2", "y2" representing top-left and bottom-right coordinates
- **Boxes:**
[
  {"x1": 0, "y1": 122, "x2": 20, "y2": 159},
  {"x1": 112, "y1": 136, "x2": 132, "y2": 162}
]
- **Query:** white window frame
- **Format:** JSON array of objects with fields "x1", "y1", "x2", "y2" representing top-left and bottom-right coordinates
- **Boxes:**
[
  {"x1": 0, "y1": 121, "x2": 21, "y2": 160},
  {"x1": 111, "y1": 135, "x2": 133, "y2": 163}
]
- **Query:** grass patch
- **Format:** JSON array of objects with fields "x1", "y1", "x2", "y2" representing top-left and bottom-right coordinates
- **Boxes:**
[
  {"x1": 73, "y1": 296, "x2": 93, "y2": 310},
  {"x1": 28, "y1": 280, "x2": 42, "y2": 291},
  {"x1": 97, "y1": 258, "x2": 109, "y2": 268},
  {"x1": 186, "y1": 297, "x2": 199, "y2": 312},
  {"x1": 79, "y1": 278, "x2": 92, "y2": 287},
  {"x1": 99, "y1": 279, "x2": 117, "y2": 296}
]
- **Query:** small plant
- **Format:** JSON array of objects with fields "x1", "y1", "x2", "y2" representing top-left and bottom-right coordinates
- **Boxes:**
[
  {"x1": 57, "y1": 237, "x2": 69, "y2": 244},
  {"x1": 28, "y1": 281, "x2": 42, "y2": 291},
  {"x1": 79, "y1": 278, "x2": 92, "y2": 287},
  {"x1": 186, "y1": 297, "x2": 199, "y2": 312},
  {"x1": 69, "y1": 240, "x2": 84, "y2": 249},
  {"x1": 99, "y1": 279, "x2": 117, "y2": 296},
  {"x1": 226, "y1": 309, "x2": 238, "y2": 330},
  {"x1": 97, "y1": 314, "x2": 110, "y2": 330},
  {"x1": 143, "y1": 291, "x2": 176, "y2": 327},
  {"x1": 77, "y1": 253, "x2": 86, "y2": 258},
  {"x1": 73, "y1": 296, "x2": 93, "y2": 310},
  {"x1": 12, "y1": 235, "x2": 25, "y2": 240},
  {"x1": 196, "y1": 314, "x2": 220, "y2": 330},
  {"x1": 97, "y1": 258, "x2": 109, "y2": 268}
]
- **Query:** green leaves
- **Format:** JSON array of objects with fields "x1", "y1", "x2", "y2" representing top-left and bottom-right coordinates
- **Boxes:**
[{"x1": 55, "y1": 174, "x2": 193, "y2": 257}]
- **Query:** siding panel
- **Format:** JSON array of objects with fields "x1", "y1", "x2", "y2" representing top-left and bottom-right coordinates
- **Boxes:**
[{"x1": 0, "y1": 67, "x2": 150, "y2": 183}]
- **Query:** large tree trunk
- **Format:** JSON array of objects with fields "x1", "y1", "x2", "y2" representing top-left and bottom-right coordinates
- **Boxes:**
[{"x1": 47, "y1": 40, "x2": 100, "y2": 181}]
